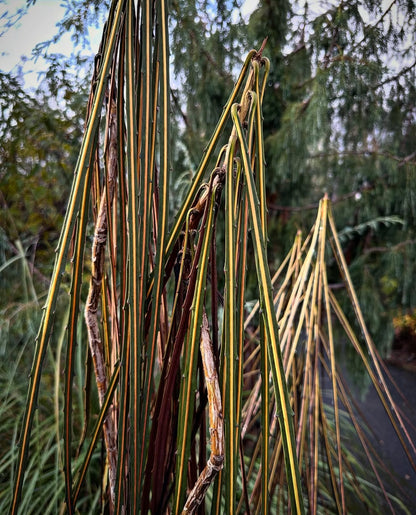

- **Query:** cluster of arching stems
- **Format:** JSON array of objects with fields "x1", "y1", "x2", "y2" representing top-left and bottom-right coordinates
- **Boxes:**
[
  {"x1": 181, "y1": 45, "x2": 270, "y2": 513},
  {"x1": 83, "y1": 43, "x2": 286, "y2": 514}
]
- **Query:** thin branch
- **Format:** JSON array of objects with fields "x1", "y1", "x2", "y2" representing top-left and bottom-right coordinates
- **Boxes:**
[
  {"x1": 182, "y1": 311, "x2": 224, "y2": 514},
  {"x1": 354, "y1": 0, "x2": 398, "y2": 50},
  {"x1": 309, "y1": 148, "x2": 416, "y2": 166},
  {"x1": 84, "y1": 98, "x2": 118, "y2": 509},
  {"x1": 171, "y1": 87, "x2": 191, "y2": 130},
  {"x1": 376, "y1": 59, "x2": 416, "y2": 89},
  {"x1": 363, "y1": 239, "x2": 415, "y2": 255}
]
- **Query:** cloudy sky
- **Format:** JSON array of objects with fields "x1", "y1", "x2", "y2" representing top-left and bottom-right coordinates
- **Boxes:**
[
  {"x1": 0, "y1": 0, "x2": 259, "y2": 89},
  {"x1": 0, "y1": 0, "x2": 102, "y2": 88}
]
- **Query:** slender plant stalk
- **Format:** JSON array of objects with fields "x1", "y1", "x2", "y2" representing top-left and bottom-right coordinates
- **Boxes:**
[
  {"x1": 84, "y1": 97, "x2": 118, "y2": 507},
  {"x1": 231, "y1": 97, "x2": 305, "y2": 514},
  {"x1": 181, "y1": 314, "x2": 224, "y2": 513}
]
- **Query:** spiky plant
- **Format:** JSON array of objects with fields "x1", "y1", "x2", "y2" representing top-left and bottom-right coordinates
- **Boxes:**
[{"x1": 7, "y1": 1, "x2": 416, "y2": 514}]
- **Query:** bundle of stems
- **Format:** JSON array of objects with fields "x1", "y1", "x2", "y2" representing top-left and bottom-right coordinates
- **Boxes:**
[{"x1": 9, "y1": 1, "x2": 415, "y2": 514}]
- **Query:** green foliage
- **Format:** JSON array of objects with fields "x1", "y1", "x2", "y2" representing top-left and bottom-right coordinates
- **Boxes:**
[
  {"x1": 170, "y1": 0, "x2": 247, "y2": 163},
  {"x1": 169, "y1": 1, "x2": 416, "y2": 354},
  {"x1": 1, "y1": 0, "x2": 416, "y2": 513},
  {"x1": 0, "y1": 72, "x2": 85, "y2": 276},
  {"x1": 247, "y1": 0, "x2": 416, "y2": 353}
]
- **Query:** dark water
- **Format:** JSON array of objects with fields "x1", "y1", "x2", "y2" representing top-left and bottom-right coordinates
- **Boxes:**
[
  {"x1": 319, "y1": 356, "x2": 416, "y2": 512},
  {"x1": 354, "y1": 364, "x2": 416, "y2": 511}
]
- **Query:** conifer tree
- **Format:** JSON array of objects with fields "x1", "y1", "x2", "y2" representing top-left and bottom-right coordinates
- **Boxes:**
[{"x1": 171, "y1": 0, "x2": 416, "y2": 353}]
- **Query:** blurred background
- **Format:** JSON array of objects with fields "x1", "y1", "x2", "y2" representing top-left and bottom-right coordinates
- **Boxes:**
[{"x1": 1, "y1": 0, "x2": 415, "y2": 511}]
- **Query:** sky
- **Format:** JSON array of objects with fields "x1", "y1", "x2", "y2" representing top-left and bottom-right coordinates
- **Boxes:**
[
  {"x1": 0, "y1": 0, "x2": 259, "y2": 90},
  {"x1": 0, "y1": 0, "x2": 102, "y2": 89},
  {"x1": 0, "y1": 0, "x2": 411, "y2": 95}
]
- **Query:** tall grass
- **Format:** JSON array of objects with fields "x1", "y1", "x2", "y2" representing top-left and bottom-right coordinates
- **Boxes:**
[{"x1": 6, "y1": 1, "x2": 416, "y2": 513}]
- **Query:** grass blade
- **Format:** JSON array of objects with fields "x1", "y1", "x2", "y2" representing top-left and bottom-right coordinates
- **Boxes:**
[
  {"x1": 231, "y1": 100, "x2": 305, "y2": 514},
  {"x1": 10, "y1": 3, "x2": 124, "y2": 512}
]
